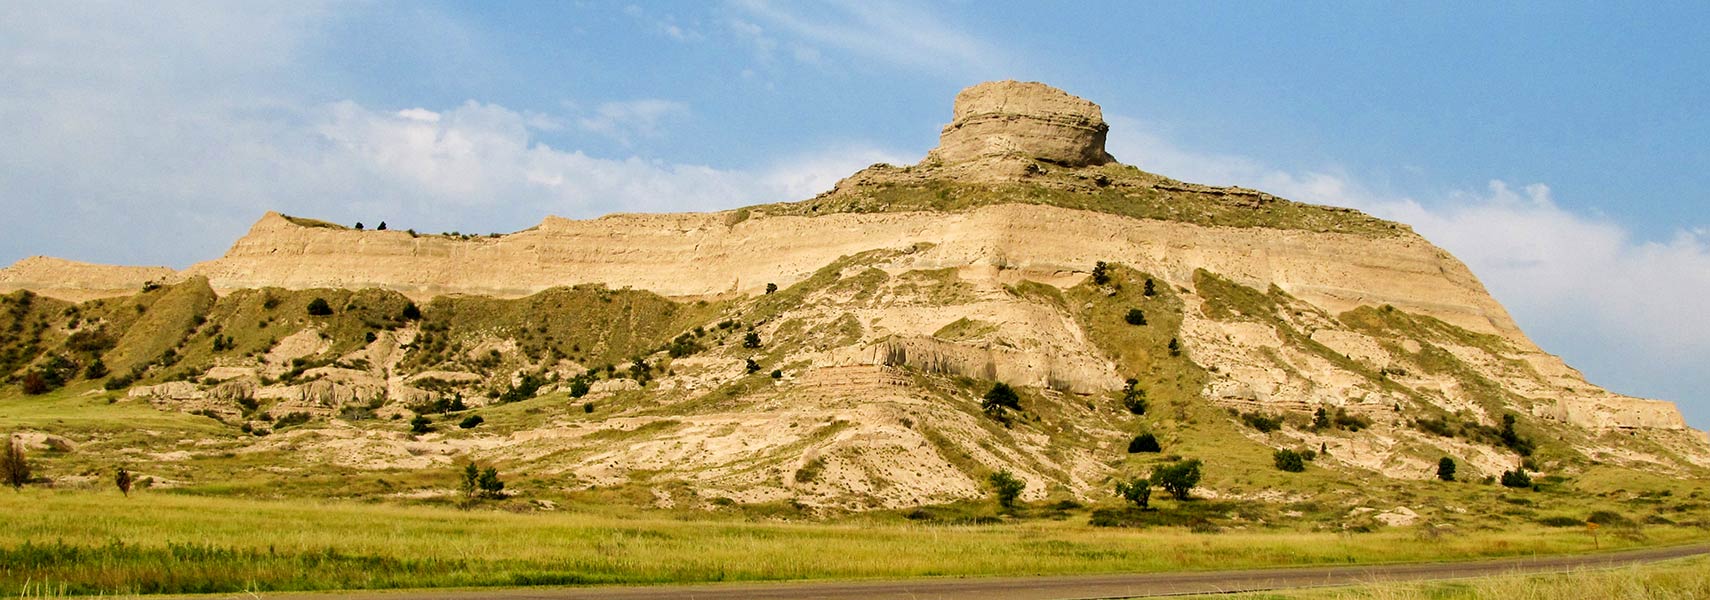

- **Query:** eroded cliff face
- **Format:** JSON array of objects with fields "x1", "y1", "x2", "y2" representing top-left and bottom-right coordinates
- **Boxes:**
[{"x1": 5, "y1": 80, "x2": 1704, "y2": 508}]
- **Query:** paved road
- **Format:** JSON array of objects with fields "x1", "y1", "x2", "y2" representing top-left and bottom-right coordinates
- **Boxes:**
[{"x1": 268, "y1": 543, "x2": 1709, "y2": 600}]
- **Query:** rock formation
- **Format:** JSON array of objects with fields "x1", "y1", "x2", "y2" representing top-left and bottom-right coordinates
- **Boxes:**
[
  {"x1": 926, "y1": 80, "x2": 1116, "y2": 167},
  {"x1": 3, "y1": 81, "x2": 1705, "y2": 510}
]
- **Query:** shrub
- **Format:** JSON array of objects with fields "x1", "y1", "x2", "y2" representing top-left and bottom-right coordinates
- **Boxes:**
[
  {"x1": 115, "y1": 467, "x2": 133, "y2": 497},
  {"x1": 568, "y1": 378, "x2": 591, "y2": 398},
  {"x1": 982, "y1": 382, "x2": 1021, "y2": 416},
  {"x1": 1499, "y1": 414, "x2": 1535, "y2": 456},
  {"x1": 1124, "y1": 308, "x2": 1147, "y2": 326},
  {"x1": 1091, "y1": 261, "x2": 1110, "y2": 286},
  {"x1": 410, "y1": 415, "x2": 433, "y2": 434},
  {"x1": 989, "y1": 470, "x2": 1025, "y2": 510},
  {"x1": 377, "y1": 221, "x2": 387, "y2": 231},
  {"x1": 1128, "y1": 433, "x2": 1161, "y2": 453},
  {"x1": 1273, "y1": 449, "x2": 1306, "y2": 472},
  {"x1": 582, "y1": 402, "x2": 594, "y2": 413},
  {"x1": 1114, "y1": 478, "x2": 1151, "y2": 509},
  {"x1": 1537, "y1": 515, "x2": 1584, "y2": 528},
  {"x1": 1, "y1": 438, "x2": 29, "y2": 490},
  {"x1": 1143, "y1": 278, "x2": 1156, "y2": 297},
  {"x1": 1240, "y1": 411, "x2": 1283, "y2": 433},
  {"x1": 498, "y1": 373, "x2": 545, "y2": 403},
  {"x1": 1332, "y1": 408, "x2": 1370, "y2": 432},
  {"x1": 1150, "y1": 458, "x2": 1203, "y2": 500},
  {"x1": 1437, "y1": 457, "x2": 1457, "y2": 482},
  {"x1": 765, "y1": 283, "x2": 778, "y2": 294},
  {"x1": 1587, "y1": 510, "x2": 1634, "y2": 527},
  {"x1": 400, "y1": 302, "x2": 422, "y2": 321},
  {"x1": 1311, "y1": 407, "x2": 1330, "y2": 431},
  {"x1": 742, "y1": 332, "x2": 762, "y2": 348},
  {"x1": 1500, "y1": 468, "x2": 1533, "y2": 489},
  {"x1": 1121, "y1": 380, "x2": 1147, "y2": 415},
  {"x1": 1167, "y1": 337, "x2": 1182, "y2": 357},
  {"x1": 770, "y1": 369, "x2": 783, "y2": 379},
  {"x1": 745, "y1": 358, "x2": 761, "y2": 374},
  {"x1": 19, "y1": 371, "x2": 48, "y2": 395},
  {"x1": 306, "y1": 298, "x2": 333, "y2": 316},
  {"x1": 103, "y1": 373, "x2": 135, "y2": 391},
  {"x1": 459, "y1": 415, "x2": 484, "y2": 429}
]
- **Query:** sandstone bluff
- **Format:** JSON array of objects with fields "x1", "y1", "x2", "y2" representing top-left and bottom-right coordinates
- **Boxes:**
[{"x1": 3, "y1": 81, "x2": 1705, "y2": 510}]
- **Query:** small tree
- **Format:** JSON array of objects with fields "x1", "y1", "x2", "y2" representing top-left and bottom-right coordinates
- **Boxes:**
[
  {"x1": 1274, "y1": 449, "x2": 1306, "y2": 472},
  {"x1": 1124, "y1": 308, "x2": 1147, "y2": 326},
  {"x1": 115, "y1": 467, "x2": 133, "y2": 497},
  {"x1": 745, "y1": 358, "x2": 761, "y2": 374},
  {"x1": 989, "y1": 470, "x2": 1024, "y2": 510},
  {"x1": 1128, "y1": 433, "x2": 1161, "y2": 453},
  {"x1": 459, "y1": 415, "x2": 484, "y2": 429},
  {"x1": 306, "y1": 297, "x2": 333, "y2": 316},
  {"x1": 1143, "y1": 278, "x2": 1156, "y2": 297},
  {"x1": 743, "y1": 332, "x2": 762, "y2": 348},
  {"x1": 1091, "y1": 261, "x2": 1110, "y2": 286},
  {"x1": 459, "y1": 462, "x2": 480, "y2": 500},
  {"x1": 1500, "y1": 468, "x2": 1533, "y2": 489},
  {"x1": 477, "y1": 467, "x2": 505, "y2": 498},
  {"x1": 1311, "y1": 407, "x2": 1330, "y2": 431},
  {"x1": 20, "y1": 371, "x2": 48, "y2": 395},
  {"x1": 400, "y1": 302, "x2": 422, "y2": 321},
  {"x1": 765, "y1": 283, "x2": 778, "y2": 295},
  {"x1": 1122, "y1": 380, "x2": 1147, "y2": 415},
  {"x1": 84, "y1": 358, "x2": 108, "y2": 380},
  {"x1": 377, "y1": 221, "x2": 387, "y2": 231},
  {"x1": 568, "y1": 378, "x2": 591, "y2": 398},
  {"x1": 1167, "y1": 337, "x2": 1182, "y2": 357},
  {"x1": 354, "y1": 222, "x2": 365, "y2": 230},
  {"x1": 410, "y1": 415, "x2": 433, "y2": 434},
  {"x1": 982, "y1": 382, "x2": 1021, "y2": 416},
  {"x1": 2, "y1": 438, "x2": 29, "y2": 490},
  {"x1": 1150, "y1": 458, "x2": 1202, "y2": 501},
  {"x1": 1115, "y1": 478, "x2": 1151, "y2": 509},
  {"x1": 1437, "y1": 457, "x2": 1457, "y2": 482}
]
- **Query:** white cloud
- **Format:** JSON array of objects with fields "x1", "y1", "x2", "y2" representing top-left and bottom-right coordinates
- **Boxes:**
[
  {"x1": 1108, "y1": 117, "x2": 1710, "y2": 427},
  {"x1": 575, "y1": 99, "x2": 691, "y2": 145},
  {"x1": 731, "y1": 0, "x2": 1009, "y2": 77}
]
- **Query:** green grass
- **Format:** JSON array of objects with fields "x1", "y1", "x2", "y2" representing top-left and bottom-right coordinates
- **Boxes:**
[
  {"x1": 1, "y1": 490, "x2": 1704, "y2": 596},
  {"x1": 757, "y1": 163, "x2": 1408, "y2": 238}
]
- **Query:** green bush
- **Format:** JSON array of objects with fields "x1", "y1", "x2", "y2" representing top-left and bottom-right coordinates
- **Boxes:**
[
  {"x1": 1240, "y1": 411, "x2": 1283, "y2": 433},
  {"x1": 1121, "y1": 380, "x2": 1147, "y2": 415},
  {"x1": 409, "y1": 415, "x2": 433, "y2": 434},
  {"x1": 1273, "y1": 449, "x2": 1306, "y2": 472},
  {"x1": 459, "y1": 415, "x2": 484, "y2": 429},
  {"x1": 1128, "y1": 433, "x2": 1161, "y2": 453},
  {"x1": 1091, "y1": 261, "x2": 1110, "y2": 286},
  {"x1": 1150, "y1": 458, "x2": 1203, "y2": 500},
  {"x1": 1114, "y1": 478, "x2": 1151, "y2": 509},
  {"x1": 742, "y1": 332, "x2": 762, "y2": 348},
  {"x1": 1500, "y1": 468, "x2": 1532, "y2": 489},
  {"x1": 1437, "y1": 457, "x2": 1457, "y2": 482},
  {"x1": 306, "y1": 298, "x2": 333, "y2": 316},
  {"x1": 1124, "y1": 308, "x2": 1147, "y2": 325},
  {"x1": 988, "y1": 470, "x2": 1025, "y2": 510},
  {"x1": 982, "y1": 382, "x2": 1021, "y2": 420}
]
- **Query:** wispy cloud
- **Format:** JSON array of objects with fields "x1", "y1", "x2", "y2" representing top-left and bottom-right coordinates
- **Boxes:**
[
  {"x1": 574, "y1": 99, "x2": 691, "y2": 145},
  {"x1": 1107, "y1": 116, "x2": 1710, "y2": 427},
  {"x1": 730, "y1": 0, "x2": 1008, "y2": 77}
]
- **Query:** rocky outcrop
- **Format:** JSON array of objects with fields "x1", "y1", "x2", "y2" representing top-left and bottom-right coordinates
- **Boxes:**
[
  {"x1": 925, "y1": 80, "x2": 1115, "y2": 167},
  {"x1": 0, "y1": 256, "x2": 179, "y2": 301}
]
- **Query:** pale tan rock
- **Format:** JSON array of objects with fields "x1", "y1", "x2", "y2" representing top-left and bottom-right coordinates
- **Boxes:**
[
  {"x1": 0, "y1": 256, "x2": 179, "y2": 301},
  {"x1": 926, "y1": 80, "x2": 1115, "y2": 167}
]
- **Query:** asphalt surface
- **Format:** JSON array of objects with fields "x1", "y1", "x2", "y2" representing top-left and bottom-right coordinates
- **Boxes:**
[{"x1": 263, "y1": 542, "x2": 1710, "y2": 600}]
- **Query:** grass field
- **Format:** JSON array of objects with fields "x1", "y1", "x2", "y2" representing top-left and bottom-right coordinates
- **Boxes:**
[
  {"x1": 1202, "y1": 554, "x2": 1710, "y2": 600},
  {"x1": 1, "y1": 489, "x2": 1706, "y2": 596}
]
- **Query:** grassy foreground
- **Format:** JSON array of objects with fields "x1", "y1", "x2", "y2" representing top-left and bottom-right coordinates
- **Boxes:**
[
  {"x1": 1203, "y1": 555, "x2": 1710, "y2": 600},
  {"x1": 2, "y1": 490, "x2": 1706, "y2": 596}
]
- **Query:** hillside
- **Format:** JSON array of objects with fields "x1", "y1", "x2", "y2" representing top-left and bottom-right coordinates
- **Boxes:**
[{"x1": 2, "y1": 81, "x2": 1706, "y2": 524}]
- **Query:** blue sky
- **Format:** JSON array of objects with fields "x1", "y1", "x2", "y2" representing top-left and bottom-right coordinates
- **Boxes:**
[{"x1": 1, "y1": 1, "x2": 1707, "y2": 427}]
